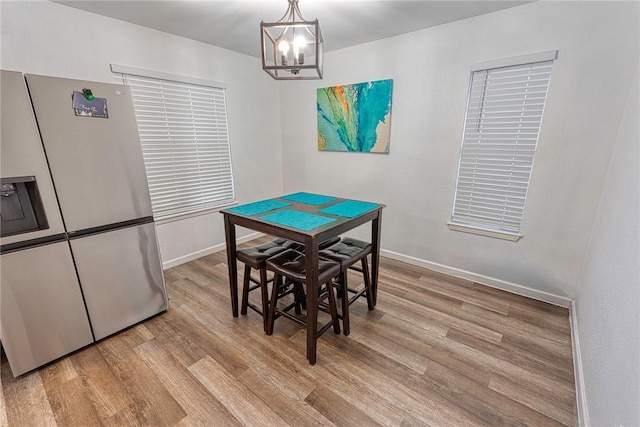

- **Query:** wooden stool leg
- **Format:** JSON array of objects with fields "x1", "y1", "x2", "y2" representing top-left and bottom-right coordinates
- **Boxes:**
[
  {"x1": 293, "y1": 282, "x2": 305, "y2": 314},
  {"x1": 240, "y1": 264, "x2": 252, "y2": 315},
  {"x1": 335, "y1": 273, "x2": 345, "y2": 299},
  {"x1": 295, "y1": 282, "x2": 307, "y2": 310},
  {"x1": 362, "y1": 257, "x2": 374, "y2": 311},
  {"x1": 325, "y1": 280, "x2": 341, "y2": 334},
  {"x1": 259, "y1": 267, "x2": 270, "y2": 333},
  {"x1": 341, "y1": 271, "x2": 351, "y2": 336},
  {"x1": 266, "y1": 274, "x2": 282, "y2": 335}
]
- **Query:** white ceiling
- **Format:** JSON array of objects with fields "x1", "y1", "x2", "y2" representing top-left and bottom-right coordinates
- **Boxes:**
[{"x1": 54, "y1": 1, "x2": 532, "y2": 58}]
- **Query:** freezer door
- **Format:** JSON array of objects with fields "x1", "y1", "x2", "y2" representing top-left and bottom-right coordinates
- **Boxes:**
[
  {"x1": 0, "y1": 242, "x2": 94, "y2": 376},
  {"x1": 0, "y1": 71, "x2": 65, "y2": 245},
  {"x1": 24, "y1": 74, "x2": 152, "y2": 232},
  {"x1": 69, "y1": 222, "x2": 168, "y2": 340}
]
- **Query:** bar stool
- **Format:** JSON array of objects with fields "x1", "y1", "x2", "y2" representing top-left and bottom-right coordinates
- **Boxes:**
[
  {"x1": 265, "y1": 249, "x2": 341, "y2": 356},
  {"x1": 238, "y1": 237, "x2": 341, "y2": 331},
  {"x1": 237, "y1": 239, "x2": 290, "y2": 331},
  {"x1": 319, "y1": 237, "x2": 374, "y2": 335}
]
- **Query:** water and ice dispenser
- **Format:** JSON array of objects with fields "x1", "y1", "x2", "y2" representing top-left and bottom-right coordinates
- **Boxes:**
[{"x1": 0, "y1": 176, "x2": 49, "y2": 237}]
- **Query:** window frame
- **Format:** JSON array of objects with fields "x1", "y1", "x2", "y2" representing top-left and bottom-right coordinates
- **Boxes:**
[
  {"x1": 448, "y1": 51, "x2": 557, "y2": 241},
  {"x1": 111, "y1": 64, "x2": 236, "y2": 222}
]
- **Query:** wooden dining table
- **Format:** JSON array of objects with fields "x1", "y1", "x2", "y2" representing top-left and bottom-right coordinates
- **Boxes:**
[{"x1": 221, "y1": 192, "x2": 384, "y2": 365}]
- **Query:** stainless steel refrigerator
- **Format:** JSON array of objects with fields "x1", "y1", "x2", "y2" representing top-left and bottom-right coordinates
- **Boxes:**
[{"x1": 1, "y1": 71, "x2": 168, "y2": 376}]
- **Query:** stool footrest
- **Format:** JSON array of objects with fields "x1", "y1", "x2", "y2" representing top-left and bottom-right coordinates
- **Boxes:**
[
  {"x1": 249, "y1": 274, "x2": 274, "y2": 287},
  {"x1": 272, "y1": 286, "x2": 336, "y2": 329},
  {"x1": 246, "y1": 301, "x2": 264, "y2": 316},
  {"x1": 347, "y1": 286, "x2": 368, "y2": 305},
  {"x1": 273, "y1": 302, "x2": 304, "y2": 324}
]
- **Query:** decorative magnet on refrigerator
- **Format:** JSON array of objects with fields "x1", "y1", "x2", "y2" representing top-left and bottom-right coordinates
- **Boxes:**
[{"x1": 72, "y1": 90, "x2": 108, "y2": 118}]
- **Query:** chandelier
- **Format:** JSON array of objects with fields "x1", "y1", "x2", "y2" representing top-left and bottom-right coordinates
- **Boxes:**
[{"x1": 260, "y1": 0, "x2": 323, "y2": 80}]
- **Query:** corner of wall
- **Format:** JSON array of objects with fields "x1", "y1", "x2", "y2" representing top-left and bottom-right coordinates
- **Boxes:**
[{"x1": 570, "y1": 300, "x2": 590, "y2": 426}]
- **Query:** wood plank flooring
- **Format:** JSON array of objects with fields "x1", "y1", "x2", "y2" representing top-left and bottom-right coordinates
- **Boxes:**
[{"x1": 1, "y1": 237, "x2": 578, "y2": 426}]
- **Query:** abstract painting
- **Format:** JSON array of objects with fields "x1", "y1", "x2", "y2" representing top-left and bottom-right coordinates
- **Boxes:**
[{"x1": 317, "y1": 79, "x2": 393, "y2": 153}]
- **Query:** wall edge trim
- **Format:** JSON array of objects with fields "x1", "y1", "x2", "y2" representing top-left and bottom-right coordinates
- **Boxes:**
[
  {"x1": 570, "y1": 300, "x2": 590, "y2": 426},
  {"x1": 380, "y1": 248, "x2": 572, "y2": 308},
  {"x1": 161, "y1": 232, "x2": 263, "y2": 269}
]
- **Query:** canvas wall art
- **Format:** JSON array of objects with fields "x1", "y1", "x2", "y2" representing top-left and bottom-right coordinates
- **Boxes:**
[{"x1": 317, "y1": 79, "x2": 393, "y2": 153}]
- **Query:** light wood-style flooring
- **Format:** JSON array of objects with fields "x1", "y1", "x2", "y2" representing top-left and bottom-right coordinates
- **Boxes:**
[{"x1": 1, "y1": 237, "x2": 577, "y2": 426}]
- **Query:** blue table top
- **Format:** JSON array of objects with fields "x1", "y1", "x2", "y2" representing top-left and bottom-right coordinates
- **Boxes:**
[
  {"x1": 225, "y1": 199, "x2": 291, "y2": 216},
  {"x1": 259, "y1": 209, "x2": 336, "y2": 231},
  {"x1": 318, "y1": 200, "x2": 380, "y2": 218},
  {"x1": 224, "y1": 193, "x2": 383, "y2": 232},
  {"x1": 280, "y1": 192, "x2": 338, "y2": 206}
]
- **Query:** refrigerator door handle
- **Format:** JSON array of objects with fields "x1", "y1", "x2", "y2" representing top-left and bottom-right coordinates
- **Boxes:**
[{"x1": 67, "y1": 216, "x2": 154, "y2": 240}]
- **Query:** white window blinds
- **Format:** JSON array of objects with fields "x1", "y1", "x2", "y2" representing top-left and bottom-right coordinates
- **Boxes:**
[
  {"x1": 451, "y1": 57, "x2": 554, "y2": 235},
  {"x1": 113, "y1": 71, "x2": 235, "y2": 219}
]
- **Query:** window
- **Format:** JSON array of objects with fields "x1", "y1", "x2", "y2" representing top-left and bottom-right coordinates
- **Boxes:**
[
  {"x1": 449, "y1": 51, "x2": 557, "y2": 241},
  {"x1": 111, "y1": 65, "x2": 235, "y2": 220}
]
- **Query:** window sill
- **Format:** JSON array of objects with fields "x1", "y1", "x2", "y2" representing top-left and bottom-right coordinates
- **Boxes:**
[
  {"x1": 447, "y1": 222, "x2": 523, "y2": 242},
  {"x1": 154, "y1": 202, "x2": 238, "y2": 225}
]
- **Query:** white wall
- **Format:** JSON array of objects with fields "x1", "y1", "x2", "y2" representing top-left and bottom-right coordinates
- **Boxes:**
[
  {"x1": 4, "y1": 2, "x2": 636, "y2": 301},
  {"x1": 279, "y1": 1, "x2": 639, "y2": 302},
  {"x1": 575, "y1": 64, "x2": 639, "y2": 426},
  {"x1": 3, "y1": 1, "x2": 639, "y2": 423},
  {"x1": 0, "y1": 0, "x2": 283, "y2": 266}
]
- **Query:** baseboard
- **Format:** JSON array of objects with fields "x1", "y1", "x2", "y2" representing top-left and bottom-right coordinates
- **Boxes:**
[
  {"x1": 380, "y1": 248, "x2": 572, "y2": 308},
  {"x1": 570, "y1": 301, "x2": 589, "y2": 426},
  {"x1": 161, "y1": 232, "x2": 263, "y2": 269},
  {"x1": 164, "y1": 239, "x2": 573, "y2": 307}
]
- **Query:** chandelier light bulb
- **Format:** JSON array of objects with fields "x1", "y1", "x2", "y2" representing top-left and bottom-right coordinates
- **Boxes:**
[
  {"x1": 278, "y1": 40, "x2": 290, "y2": 65},
  {"x1": 294, "y1": 36, "x2": 307, "y2": 49},
  {"x1": 294, "y1": 36, "x2": 306, "y2": 65},
  {"x1": 278, "y1": 40, "x2": 290, "y2": 54}
]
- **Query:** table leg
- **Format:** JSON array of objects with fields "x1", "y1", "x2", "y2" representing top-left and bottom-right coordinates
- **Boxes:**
[
  {"x1": 305, "y1": 237, "x2": 319, "y2": 365},
  {"x1": 371, "y1": 213, "x2": 382, "y2": 306},
  {"x1": 223, "y1": 214, "x2": 239, "y2": 317}
]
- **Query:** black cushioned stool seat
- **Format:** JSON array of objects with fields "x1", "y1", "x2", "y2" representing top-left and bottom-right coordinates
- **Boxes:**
[
  {"x1": 265, "y1": 249, "x2": 341, "y2": 356},
  {"x1": 237, "y1": 240, "x2": 289, "y2": 269},
  {"x1": 266, "y1": 236, "x2": 340, "y2": 309},
  {"x1": 319, "y1": 237, "x2": 374, "y2": 335},
  {"x1": 272, "y1": 236, "x2": 341, "y2": 253}
]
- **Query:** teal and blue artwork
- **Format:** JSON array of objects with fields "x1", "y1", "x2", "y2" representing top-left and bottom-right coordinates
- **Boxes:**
[{"x1": 317, "y1": 79, "x2": 393, "y2": 153}]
